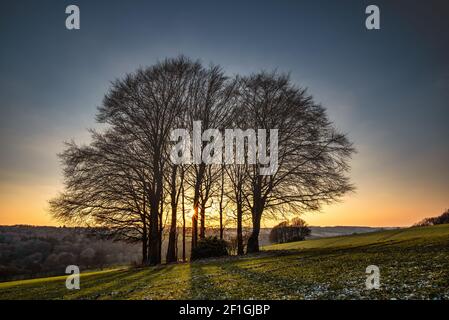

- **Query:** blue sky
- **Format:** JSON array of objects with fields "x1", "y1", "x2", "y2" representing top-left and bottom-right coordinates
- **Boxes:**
[{"x1": 0, "y1": 0, "x2": 448, "y2": 226}]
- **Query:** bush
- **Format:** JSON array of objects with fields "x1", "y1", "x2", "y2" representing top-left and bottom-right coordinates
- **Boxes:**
[
  {"x1": 269, "y1": 218, "x2": 311, "y2": 244},
  {"x1": 190, "y1": 237, "x2": 228, "y2": 261}
]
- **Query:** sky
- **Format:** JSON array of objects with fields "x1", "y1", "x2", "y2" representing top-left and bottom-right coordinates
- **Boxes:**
[{"x1": 0, "y1": 0, "x2": 448, "y2": 227}]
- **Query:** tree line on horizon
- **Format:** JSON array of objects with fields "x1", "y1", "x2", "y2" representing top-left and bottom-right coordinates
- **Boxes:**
[
  {"x1": 414, "y1": 209, "x2": 449, "y2": 227},
  {"x1": 49, "y1": 56, "x2": 354, "y2": 266},
  {"x1": 0, "y1": 226, "x2": 140, "y2": 281},
  {"x1": 269, "y1": 218, "x2": 312, "y2": 244}
]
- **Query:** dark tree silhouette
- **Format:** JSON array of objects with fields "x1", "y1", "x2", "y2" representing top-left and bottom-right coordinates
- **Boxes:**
[
  {"x1": 414, "y1": 209, "x2": 449, "y2": 227},
  {"x1": 50, "y1": 56, "x2": 355, "y2": 266},
  {"x1": 165, "y1": 163, "x2": 184, "y2": 263},
  {"x1": 183, "y1": 66, "x2": 235, "y2": 250},
  {"x1": 235, "y1": 72, "x2": 355, "y2": 253},
  {"x1": 49, "y1": 130, "x2": 151, "y2": 264},
  {"x1": 269, "y1": 218, "x2": 311, "y2": 244},
  {"x1": 96, "y1": 57, "x2": 206, "y2": 265}
]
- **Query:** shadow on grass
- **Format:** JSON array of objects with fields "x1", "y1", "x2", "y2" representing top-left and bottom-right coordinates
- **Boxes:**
[
  {"x1": 217, "y1": 260, "x2": 304, "y2": 299},
  {"x1": 188, "y1": 262, "x2": 228, "y2": 299},
  {"x1": 0, "y1": 269, "x2": 136, "y2": 300},
  {"x1": 72, "y1": 265, "x2": 177, "y2": 300},
  {"x1": 263, "y1": 238, "x2": 426, "y2": 260}
]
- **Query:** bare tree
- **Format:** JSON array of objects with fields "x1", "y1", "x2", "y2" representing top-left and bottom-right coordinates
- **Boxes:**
[
  {"x1": 49, "y1": 130, "x2": 151, "y2": 264},
  {"x1": 269, "y1": 218, "x2": 311, "y2": 244},
  {"x1": 90, "y1": 57, "x2": 202, "y2": 265},
  {"x1": 236, "y1": 72, "x2": 355, "y2": 253},
  {"x1": 181, "y1": 166, "x2": 187, "y2": 262},
  {"x1": 218, "y1": 164, "x2": 226, "y2": 240},
  {"x1": 184, "y1": 66, "x2": 235, "y2": 249},
  {"x1": 50, "y1": 57, "x2": 355, "y2": 265},
  {"x1": 225, "y1": 163, "x2": 247, "y2": 255},
  {"x1": 165, "y1": 163, "x2": 184, "y2": 263},
  {"x1": 222, "y1": 103, "x2": 249, "y2": 255}
]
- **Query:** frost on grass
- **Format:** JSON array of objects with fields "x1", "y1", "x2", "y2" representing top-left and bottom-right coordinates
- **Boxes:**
[{"x1": 1, "y1": 225, "x2": 448, "y2": 300}]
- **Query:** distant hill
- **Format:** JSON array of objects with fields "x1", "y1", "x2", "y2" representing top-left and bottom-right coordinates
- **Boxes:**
[
  {"x1": 256, "y1": 225, "x2": 398, "y2": 246},
  {"x1": 307, "y1": 226, "x2": 398, "y2": 239},
  {"x1": 0, "y1": 225, "x2": 140, "y2": 281},
  {"x1": 0, "y1": 224, "x2": 398, "y2": 281}
]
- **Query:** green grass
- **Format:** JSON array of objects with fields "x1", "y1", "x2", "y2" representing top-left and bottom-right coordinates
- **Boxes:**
[
  {"x1": 0, "y1": 268, "x2": 124, "y2": 288},
  {"x1": 1, "y1": 224, "x2": 449, "y2": 300}
]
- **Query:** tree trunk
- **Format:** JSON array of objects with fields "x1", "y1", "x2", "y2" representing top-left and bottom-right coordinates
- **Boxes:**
[
  {"x1": 166, "y1": 166, "x2": 178, "y2": 263},
  {"x1": 149, "y1": 156, "x2": 163, "y2": 265},
  {"x1": 247, "y1": 179, "x2": 264, "y2": 253},
  {"x1": 191, "y1": 164, "x2": 205, "y2": 250},
  {"x1": 182, "y1": 181, "x2": 186, "y2": 262},
  {"x1": 148, "y1": 204, "x2": 160, "y2": 265},
  {"x1": 247, "y1": 207, "x2": 262, "y2": 253},
  {"x1": 236, "y1": 203, "x2": 244, "y2": 255},
  {"x1": 219, "y1": 168, "x2": 224, "y2": 240},
  {"x1": 166, "y1": 211, "x2": 178, "y2": 263},
  {"x1": 219, "y1": 210, "x2": 224, "y2": 240},
  {"x1": 199, "y1": 205, "x2": 206, "y2": 239},
  {"x1": 158, "y1": 199, "x2": 163, "y2": 264},
  {"x1": 175, "y1": 232, "x2": 178, "y2": 258},
  {"x1": 142, "y1": 220, "x2": 148, "y2": 265},
  {"x1": 191, "y1": 204, "x2": 198, "y2": 250}
]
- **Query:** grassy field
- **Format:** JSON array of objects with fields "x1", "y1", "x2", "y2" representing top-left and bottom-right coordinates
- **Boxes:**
[{"x1": 1, "y1": 224, "x2": 448, "y2": 300}]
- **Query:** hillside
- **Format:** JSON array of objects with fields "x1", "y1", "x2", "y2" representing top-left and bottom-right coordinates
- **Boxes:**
[
  {"x1": 0, "y1": 226, "x2": 141, "y2": 281},
  {"x1": 0, "y1": 225, "x2": 386, "y2": 282},
  {"x1": 1, "y1": 224, "x2": 448, "y2": 300},
  {"x1": 307, "y1": 226, "x2": 392, "y2": 239}
]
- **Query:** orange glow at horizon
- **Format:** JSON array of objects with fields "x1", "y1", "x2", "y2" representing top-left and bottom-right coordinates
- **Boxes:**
[
  {"x1": 0, "y1": 179, "x2": 447, "y2": 228},
  {"x1": 0, "y1": 146, "x2": 447, "y2": 228},
  {"x1": 0, "y1": 183, "x2": 61, "y2": 226},
  {"x1": 0, "y1": 0, "x2": 448, "y2": 231}
]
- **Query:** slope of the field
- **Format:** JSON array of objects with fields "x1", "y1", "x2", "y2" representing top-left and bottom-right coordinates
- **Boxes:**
[{"x1": 1, "y1": 224, "x2": 448, "y2": 300}]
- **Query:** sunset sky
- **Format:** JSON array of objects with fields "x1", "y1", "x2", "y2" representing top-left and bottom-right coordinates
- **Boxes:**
[{"x1": 0, "y1": 0, "x2": 448, "y2": 227}]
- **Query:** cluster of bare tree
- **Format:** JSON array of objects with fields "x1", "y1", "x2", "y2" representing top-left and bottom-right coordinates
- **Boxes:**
[
  {"x1": 50, "y1": 56, "x2": 354, "y2": 265},
  {"x1": 269, "y1": 218, "x2": 311, "y2": 244}
]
